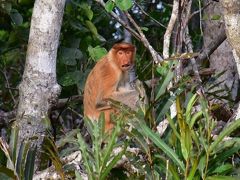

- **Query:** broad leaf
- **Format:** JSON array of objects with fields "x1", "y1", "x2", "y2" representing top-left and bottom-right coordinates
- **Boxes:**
[
  {"x1": 88, "y1": 45, "x2": 107, "y2": 61},
  {"x1": 105, "y1": 0, "x2": 115, "y2": 12},
  {"x1": 115, "y1": 0, "x2": 133, "y2": 11}
]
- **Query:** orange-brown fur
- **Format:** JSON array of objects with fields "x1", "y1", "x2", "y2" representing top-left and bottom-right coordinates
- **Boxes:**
[{"x1": 83, "y1": 43, "x2": 136, "y2": 131}]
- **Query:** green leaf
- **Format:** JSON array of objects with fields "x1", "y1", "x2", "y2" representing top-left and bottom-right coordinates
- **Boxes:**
[
  {"x1": 105, "y1": 0, "x2": 115, "y2": 12},
  {"x1": 93, "y1": 119, "x2": 101, "y2": 174},
  {"x1": 206, "y1": 176, "x2": 238, "y2": 180},
  {"x1": 101, "y1": 144, "x2": 127, "y2": 180},
  {"x1": 211, "y1": 15, "x2": 221, "y2": 20},
  {"x1": 101, "y1": 122, "x2": 121, "y2": 170},
  {"x1": 124, "y1": 128, "x2": 149, "y2": 154},
  {"x1": 58, "y1": 71, "x2": 81, "y2": 87},
  {"x1": 155, "y1": 61, "x2": 176, "y2": 100},
  {"x1": 141, "y1": 27, "x2": 149, "y2": 31},
  {"x1": 166, "y1": 114, "x2": 180, "y2": 140},
  {"x1": 115, "y1": 0, "x2": 133, "y2": 11},
  {"x1": 77, "y1": 133, "x2": 93, "y2": 176},
  {"x1": 16, "y1": 141, "x2": 30, "y2": 178},
  {"x1": 75, "y1": 170, "x2": 83, "y2": 180},
  {"x1": 9, "y1": 126, "x2": 19, "y2": 166},
  {"x1": 0, "y1": 166, "x2": 16, "y2": 179},
  {"x1": 198, "y1": 155, "x2": 206, "y2": 177},
  {"x1": 88, "y1": 45, "x2": 107, "y2": 61},
  {"x1": 85, "y1": 20, "x2": 98, "y2": 36},
  {"x1": 176, "y1": 97, "x2": 192, "y2": 161},
  {"x1": 59, "y1": 47, "x2": 83, "y2": 66},
  {"x1": 156, "y1": 86, "x2": 184, "y2": 122},
  {"x1": 80, "y1": 3, "x2": 93, "y2": 20},
  {"x1": 190, "y1": 111, "x2": 203, "y2": 128},
  {"x1": 186, "y1": 94, "x2": 198, "y2": 124},
  {"x1": 187, "y1": 158, "x2": 198, "y2": 180},
  {"x1": 56, "y1": 129, "x2": 80, "y2": 147},
  {"x1": 156, "y1": 63, "x2": 168, "y2": 76},
  {"x1": 211, "y1": 164, "x2": 232, "y2": 174},
  {"x1": 209, "y1": 140, "x2": 240, "y2": 170},
  {"x1": 24, "y1": 146, "x2": 37, "y2": 180},
  {"x1": 138, "y1": 122, "x2": 185, "y2": 171},
  {"x1": 43, "y1": 137, "x2": 63, "y2": 177},
  {"x1": 209, "y1": 119, "x2": 240, "y2": 153}
]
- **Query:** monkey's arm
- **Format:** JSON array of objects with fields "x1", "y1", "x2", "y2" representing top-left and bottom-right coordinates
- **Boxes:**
[
  {"x1": 95, "y1": 89, "x2": 113, "y2": 111},
  {"x1": 96, "y1": 99, "x2": 112, "y2": 111}
]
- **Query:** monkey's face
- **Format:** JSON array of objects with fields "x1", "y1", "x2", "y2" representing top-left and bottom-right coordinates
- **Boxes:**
[{"x1": 116, "y1": 50, "x2": 134, "y2": 71}]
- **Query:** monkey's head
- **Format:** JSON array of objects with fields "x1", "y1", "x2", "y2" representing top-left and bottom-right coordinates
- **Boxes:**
[{"x1": 112, "y1": 43, "x2": 135, "y2": 71}]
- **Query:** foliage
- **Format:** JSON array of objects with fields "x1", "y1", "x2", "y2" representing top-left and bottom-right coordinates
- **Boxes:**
[
  {"x1": 0, "y1": 127, "x2": 36, "y2": 180},
  {"x1": 105, "y1": 0, "x2": 133, "y2": 12},
  {"x1": 76, "y1": 115, "x2": 127, "y2": 180},
  {"x1": 130, "y1": 93, "x2": 240, "y2": 179},
  {"x1": 120, "y1": 61, "x2": 240, "y2": 179}
]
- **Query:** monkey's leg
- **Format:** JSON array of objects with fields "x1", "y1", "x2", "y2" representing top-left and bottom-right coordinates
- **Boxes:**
[{"x1": 103, "y1": 109, "x2": 114, "y2": 131}]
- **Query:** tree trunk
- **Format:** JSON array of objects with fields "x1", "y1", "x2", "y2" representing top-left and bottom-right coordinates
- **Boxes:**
[
  {"x1": 220, "y1": 0, "x2": 240, "y2": 119},
  {"x1": 15, "y1": 0, "x2": 65, "y2": 160},
  {"x1": 203, "y1": 1, "x2": 238, "y2": 100}
]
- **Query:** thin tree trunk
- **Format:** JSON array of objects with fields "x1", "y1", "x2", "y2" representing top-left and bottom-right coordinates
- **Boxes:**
[{"x1": 14, "y1": 0, "x2": 66, "y2": 167}]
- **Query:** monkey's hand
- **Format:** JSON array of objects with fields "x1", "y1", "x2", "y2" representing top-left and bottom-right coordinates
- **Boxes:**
[{"x1": 96, "y1": 98, "x2": 112, "y2": 111}]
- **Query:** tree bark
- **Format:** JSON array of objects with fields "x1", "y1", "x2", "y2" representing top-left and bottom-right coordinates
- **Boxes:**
[
  {"x1": 220, "y1": 0, "x2": 240, "y2": 119},
  {"x1": 15, "y1": 0, "x2": 65, "y2": 159},
  {"x1": 203, "y1": 0, "x2": 238, "y2": 100}
]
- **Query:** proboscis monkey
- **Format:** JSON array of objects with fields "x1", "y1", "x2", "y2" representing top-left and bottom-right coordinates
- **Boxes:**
[{"x1": 83, "y1": 43, "x2": 136, "y2": 131}]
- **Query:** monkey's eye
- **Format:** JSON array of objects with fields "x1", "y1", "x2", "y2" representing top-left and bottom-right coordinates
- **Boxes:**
[
  {"x1": 126, "y1": 51, "x2": 131, "y2": 55},
  {"x1": 118, "y1": 51, "x2": 123, "y2": 55}
]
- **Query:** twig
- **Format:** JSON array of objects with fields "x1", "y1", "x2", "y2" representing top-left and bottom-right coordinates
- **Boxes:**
[
  {"x1": 196, "y1": 28, "x2": 227, "y2": 62},
  {"x1": 0, "y1": 69, "x2": 16, "y2": 104},
  {"x1": 51, "y1": 95, "x2": 83, "y2": 110},
  {"x1": 188, "y1": 1, "x2": 211, "y2": 22},
  {"x1": 185, "y1": 27, "x2": 202, "y2": 84},
  {"x1": 125, "y1": 11, "x2": 163, "y2": 63},
  {"x1": 163, "y1": 0, "x2": 178, "y2": 59},
  {"x1": 134, "y1": 2, "x2": 167, "y2": 28},
  {"x1": 95, "y1": 0, "x2": 141, "y2": 40}
]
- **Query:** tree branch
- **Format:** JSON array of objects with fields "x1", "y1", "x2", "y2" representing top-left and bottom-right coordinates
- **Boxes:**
[
  {"x1": 196, "y1": 29, "x2": 227, "y2": 62},
  {"x1": 95, "y1": 0, "x2": 163, "y2": 63},
  {"x1": 163, "y1": 0, "x2": 178, "y2": 59}
]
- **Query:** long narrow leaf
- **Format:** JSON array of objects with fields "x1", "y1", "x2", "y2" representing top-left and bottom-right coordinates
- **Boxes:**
[
  {"x1": 16, "y1": 141, "x2": 30, "y2": 178},
  {"x1": 156, "y1": 86, "x2": 184, "y2": 123},
  {"x1": 100, "y1": 144, "x2": 126, "y2": 180},
  {"x1": 139, "y1": 123, "x2": 185, "y2": 171},
  {"x1": 24, "y1": 146, "x2": 37, "y2": 180},
  {"x1": 155, "y1": 62, "x2": 176, "y2": 100},
  {"x1": 209, "y1": 119, "x2": 240, "y2": 153},
  {"x1": 190, "y1": 111, "x2": 203, "y2": 128},
  {"x1": 186, "y1": 94, "x2": 198, "y2": 124},
  {"x1": 124, "y1": 128, "x2": 149, "y2": 154},
  {"x1": 206, "y1": 176, "x2": 238, "y2": 180},
  {"x1": 93, "y1": 119, "x2": 100, "y2": 174},
  {"x1": 101, "y1": 122, "x2": 120, "y2": 170},
  {"x1": 166, "y1": 113, "x2": 180, "y2": 140},
  {"x1": 77, "y1": 133, "x2": 93, "y2": 178},
  {"x1": 9, "y1": 126, "x2": 19, "y2": 166},
  {"x1": 0, "y1": 166, "x2": 16, "y2": 179},
  {"x1": 187, "y1": 157, "x2": 198, "y2": 180}
]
